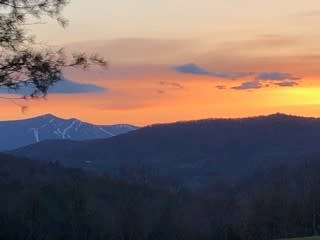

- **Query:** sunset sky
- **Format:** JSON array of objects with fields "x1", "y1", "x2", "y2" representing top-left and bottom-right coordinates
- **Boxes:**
[{"x1": 1, "y1": 0, "x2": 320, "y2": 125}]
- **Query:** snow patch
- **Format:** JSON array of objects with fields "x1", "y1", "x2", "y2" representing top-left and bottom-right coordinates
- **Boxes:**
[
  {"x1": 30, "y1": 128, "x2": 40, "y2": 142},
  {"x1": 98, "y1": 127, "x2": 115, "y2": 137}
]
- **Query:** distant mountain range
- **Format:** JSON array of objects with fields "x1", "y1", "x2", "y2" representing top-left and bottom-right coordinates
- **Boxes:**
[
  {"x1": 12, "y1": 113, "x2": 320, "y2": 189},
  {"x1": 0, "y1": 114, "x2": 137, "y2": 151}
]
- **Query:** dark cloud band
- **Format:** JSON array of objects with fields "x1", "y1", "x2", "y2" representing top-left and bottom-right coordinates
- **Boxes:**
[
  {"x1": 175, "y1": 63, "x2": 253, "y2": 80},
  {"x1": 175, "y1": 63, "x2": 301, "y2": 91},
  {"x1": 0, "y1": 77, "x2": 106, "y2": 95}
]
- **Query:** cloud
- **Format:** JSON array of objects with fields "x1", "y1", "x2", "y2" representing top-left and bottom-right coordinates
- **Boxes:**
[
  {"x1": 65, "y1": 38, "x2": 195, "y2": 65},
  {"x1": 299, "y1": 10, "x2": 320, "y2": 17},
  {"x1": 194, "y1": 35, "x2": 300, "y2": 65},
  {"x1": 0, "y1": 78, "x2": 106, "y2": 95},
  {"x1": 232, "y1": 81, "x2": 262, "y2": 90},
  {"x1": 174, "y1": 63, "x2": 253, "y2": 79},
  {"x1": 174, "y1": 63, "x2": 302, "y2": 91},
  {"x1": 274, "y1": 81, "x2": 299, "y2": 87},
  {"x1": 256, "y1": 72, "x2": 300, "y2": 81},
  {"x1": 175, "y1": 64, "x2": 301, "y2": 84},
  {"x1": 229, "y1": 74, "x2": 300, "y2": 91},
  {"x1": 157, "y1": 81, "x2": 184, "y2": 94},
  {"x1": 216, "y1": 85, "x2": 227, "y2": 90},
  {"x1": 221, "y1": 35, "x2": 300, "y2": 49},
  {"x1": 159, "y1": 81, "x2": 184, "y2": 90},
  {"x1": 231, "y1": 72, "x2": 301, "y2": 90},
  {"x1": 228, "y1": 76, "x2": 299, "y2": 91},
  {"x1": 211, "y1": 71, "x2": 253, "y2": 79},
  {"x1": 49, "y1": 78, "x2": 105, "y2": 94},
  {"x1": 175, "y1": 64, "x2": 210, "y2": 75}
]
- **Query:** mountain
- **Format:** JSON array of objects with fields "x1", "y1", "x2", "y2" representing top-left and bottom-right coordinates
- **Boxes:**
[
  {"x1": 12, "y1": 113, "x2": 320, "y2": 189},
  {"x1": 0, "y1": 114, "x2": 137, "y2": 151},
  {"x1": 4, "y1": 127, "x2": 320, "y2": 239}
]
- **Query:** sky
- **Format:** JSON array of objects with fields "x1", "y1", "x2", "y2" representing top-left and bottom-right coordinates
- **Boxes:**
[{"x1": 1, "y1": 0, "x2": 320, "y2": 125}]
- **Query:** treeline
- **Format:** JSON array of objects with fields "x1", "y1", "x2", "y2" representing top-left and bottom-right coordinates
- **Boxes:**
[
  {"x1": 0, "y1": 154, "x2": 212, "y2": 240},
  {"x1": 1, "y1": 153, "x2": 320, "y2": 239},
  {"x1": 200, "y1": 159, "x2": 320, "y2": 240}
]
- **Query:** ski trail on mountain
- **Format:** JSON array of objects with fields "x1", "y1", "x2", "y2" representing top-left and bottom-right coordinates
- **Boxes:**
[
  {"x1": 30, "y1": 128, "x2": 40, "y2": 142},
  {"x1": 62, "y1": 121, "x2": 76, "y2": 139},
  {"x1": 98, "y1": 127, "x2": 115, "y2": 137}
]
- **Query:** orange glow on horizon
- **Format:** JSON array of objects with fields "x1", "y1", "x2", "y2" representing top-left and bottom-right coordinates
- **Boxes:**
[{"x1": 1, "y1": 73, "x2": 320, "y2": 126}]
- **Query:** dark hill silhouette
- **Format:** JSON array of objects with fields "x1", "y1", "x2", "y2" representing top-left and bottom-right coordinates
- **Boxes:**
[
  {"x1": 4, "y1": 135, "x2": 320, "y2": 239},
  {"x1": 12, "y1": 113, "x2": 320, "y2": 189},
  {"x1": 0, "y1": 153, "x2": 213, "y2": 240}
]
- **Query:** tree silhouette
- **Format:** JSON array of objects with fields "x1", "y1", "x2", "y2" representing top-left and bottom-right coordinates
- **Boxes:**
[{"x1": 0, "y1": 0, "x2": 106, "y2": 98}]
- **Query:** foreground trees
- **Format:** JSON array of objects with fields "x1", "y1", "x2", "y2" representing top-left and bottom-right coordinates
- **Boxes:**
[
  {"x1": 1, "y1": 152, "x2": 320, "y2": 239},
  {"x1": 0, "y1": 0, "x2": 106, "y2": 98}
]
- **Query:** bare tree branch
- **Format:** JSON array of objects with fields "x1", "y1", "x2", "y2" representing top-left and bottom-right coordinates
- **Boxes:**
[{"x1": 0, "y1": 0, "x2": 107, "y2": 98}]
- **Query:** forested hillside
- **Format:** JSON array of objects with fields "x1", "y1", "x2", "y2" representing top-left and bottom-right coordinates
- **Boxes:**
[
  {"x1": 2, "y1": 153, "x2": 320, "y2": 239},
  {"x1": 13, "y1": 114, "x2": 320, "y2": 190}
]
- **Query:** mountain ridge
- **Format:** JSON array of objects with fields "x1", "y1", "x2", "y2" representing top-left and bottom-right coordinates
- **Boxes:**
[
  {"x1": 0, "y1": 114, "x2": 138, "y2": 151},
  {"x1": 12, "y1": 113, "x2": 320, "y2": 189}
]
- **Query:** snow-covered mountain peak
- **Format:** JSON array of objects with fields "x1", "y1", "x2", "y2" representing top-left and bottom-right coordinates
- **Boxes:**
[{"x1": 0, "y1": 114, "x2": 138, "y2": 151}]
